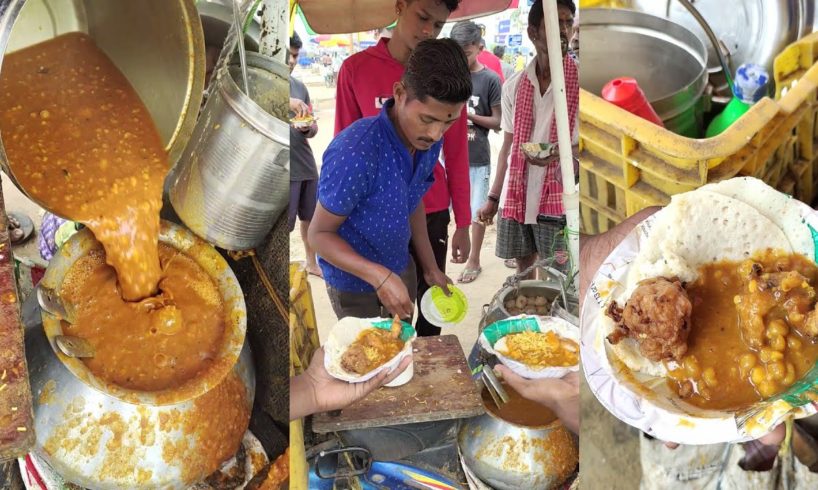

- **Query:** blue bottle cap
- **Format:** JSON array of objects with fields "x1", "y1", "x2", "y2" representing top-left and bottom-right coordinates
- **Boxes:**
[{"x1": 733, "y1": 63, "x2": 769, "y2": 104}]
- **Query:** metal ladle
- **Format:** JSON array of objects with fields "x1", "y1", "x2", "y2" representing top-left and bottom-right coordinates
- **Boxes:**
[
  {"x1": 233, "y1": 0, "x2": 250, "y2": 95},
  {"x1": 481, "y1": 367, "x2": 509, "y2": 409}
]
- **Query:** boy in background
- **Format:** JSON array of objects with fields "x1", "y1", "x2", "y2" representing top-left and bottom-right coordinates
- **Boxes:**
[
  {"x1": 288, "y1": 33, "x2": 321, "y2": 276},
  {"x1": 451, "y1": 21, "x2": 502, "y2": 284}
]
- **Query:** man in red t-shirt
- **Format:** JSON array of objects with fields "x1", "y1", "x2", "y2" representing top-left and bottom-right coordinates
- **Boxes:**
[{"x1": 334, "y1": 0, "x2": 470, "y2": 336}]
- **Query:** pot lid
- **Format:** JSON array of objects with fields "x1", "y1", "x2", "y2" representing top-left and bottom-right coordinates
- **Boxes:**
[{"x1": 631, "y1": 0, "x2": 811, "y2": 77}]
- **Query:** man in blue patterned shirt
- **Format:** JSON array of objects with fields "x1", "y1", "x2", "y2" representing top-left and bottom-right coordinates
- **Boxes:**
[{"x1": 309, "y1": 39, "x2": 472, "y2": 320}]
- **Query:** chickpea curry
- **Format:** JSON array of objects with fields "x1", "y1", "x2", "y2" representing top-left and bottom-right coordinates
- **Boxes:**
[
  {"x1": 59, "y1": 244, "x2": 225, "y2": 391},
  {"x1": 0, "y1": 33, "x2": 228, "y2": 392},
  {"x1": 0, "y1": 32, "x2": 165, "y2": 301},
  {"x1": 499, "y1": 331, "x2": 579, "y2": 368},
  {"x1": 667, "y1": 250, "x2": 818, "y2": 410},
  {"x1": 482, "y1": 380, "x2": 557, "y2": 427},
  {"x1": 341, "y1": 317, "x2": 405, "y2": 375}
]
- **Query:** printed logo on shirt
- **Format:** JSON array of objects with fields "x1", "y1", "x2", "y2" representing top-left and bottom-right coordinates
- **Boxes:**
[{"x1": 467, "y1": 95, "x2": 479, "y2": 127}]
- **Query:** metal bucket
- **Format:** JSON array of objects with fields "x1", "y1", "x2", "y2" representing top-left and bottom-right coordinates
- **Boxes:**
[
  {"x1": 0, "y1": 0, "x2": 205, "y2": 203},
  {"x1": 169, "y1": 51, "x2": 290, "y2": 251},
  {"x1": 580, "y1": 8, "x2": 708, "y2": 137},
  {"x1": 479, "y1": 267, "x2": 568, "y2": 332}
]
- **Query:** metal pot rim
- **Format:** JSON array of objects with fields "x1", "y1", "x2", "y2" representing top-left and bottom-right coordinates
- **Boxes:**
[
  {"x1": 39, "y1": 220, "x2": 248, "y2": 406},
  {"x1": 216, "y1": 51, "x2": 290, "y2": 145},
  {"x1": 476, "y1": 399, "x2": 565, "y2": 431}
]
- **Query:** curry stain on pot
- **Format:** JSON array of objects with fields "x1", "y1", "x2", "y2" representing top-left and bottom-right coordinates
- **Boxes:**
[{"x1": 160, "y1": 372, "x2": 250, "y2": 482}]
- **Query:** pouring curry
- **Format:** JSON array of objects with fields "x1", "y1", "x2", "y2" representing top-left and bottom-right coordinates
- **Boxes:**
[{"x1": 0, "y1": 33, "x2": 226, "y2": 392}]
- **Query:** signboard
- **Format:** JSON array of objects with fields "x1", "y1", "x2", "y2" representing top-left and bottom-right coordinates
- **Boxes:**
[
  {"x1": 508, "y1": 34, "x2": 523, "y2": 47},
  {"x1": 495, "y1": 34, "x2": 507, "y2": 45},
  {"x1": 498, "y1": 19, "x2": 511, "y2": 34}
]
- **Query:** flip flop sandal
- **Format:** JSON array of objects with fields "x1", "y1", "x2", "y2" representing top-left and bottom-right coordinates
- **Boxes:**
[{"x1": 458, "y1": 267, "x2": 482, "y2": 284}]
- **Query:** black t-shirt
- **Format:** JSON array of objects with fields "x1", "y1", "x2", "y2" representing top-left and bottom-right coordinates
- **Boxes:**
[
  {"x1": 289, "y1": 77, "x2": 319, "y2": 181},
  {"x1": 466, "y1": 68, "x2": 502, "y2": 166}
]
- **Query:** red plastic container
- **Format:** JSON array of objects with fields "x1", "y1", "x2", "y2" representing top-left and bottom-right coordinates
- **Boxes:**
[{"x1": 601, "y1": 77, "x2": 664, "y2": 127}]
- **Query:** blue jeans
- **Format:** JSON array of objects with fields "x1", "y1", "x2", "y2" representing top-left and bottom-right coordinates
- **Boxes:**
[{"x1": 469, "y1": 165, "x2": 490, "y2": 222}]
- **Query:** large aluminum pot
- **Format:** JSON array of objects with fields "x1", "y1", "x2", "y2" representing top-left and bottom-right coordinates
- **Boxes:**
[
  {"x1": 25, "y1": 220, "x2": 255, "y2": 489},
  {"x1": 169, "y1": 51, "x2": 290, "y2": 251},
  {"x1": 580, "y1": 8, "x2": 708, "y2": 137},
  {"x1": 458, "y1": 402, "x2": 578, "y2": 489},
  {"x1": 479, "y1": 267, "x2": 568, "y2": 332},
  {"x1": 0, "y1": 0, "x2": 205, "y2": 205},
  {"x1": 633, "y1": 0, "x2": 813, "y2": 91}
]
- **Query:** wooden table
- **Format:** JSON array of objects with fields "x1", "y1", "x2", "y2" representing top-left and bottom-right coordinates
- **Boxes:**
[{"x1": 313, "y1": 335, "x2": 485, "y2": 433}]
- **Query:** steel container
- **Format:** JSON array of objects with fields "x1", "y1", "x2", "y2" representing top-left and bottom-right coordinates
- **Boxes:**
[
  {"x1": 479, "y1": 268, "x2": 568, "y2": 332},
  {"x1": 580, "y1": 8, "x2": 708, "y2": 137},
  {"x1": 169, "y1": 51, "x2": 290, "y2": 251},
  {"x1": 26, "y1": 220, "x2": 255, "y2": 489},
  {"x1": 458, "y1": 399, "x2": 578, "y2": 490}
]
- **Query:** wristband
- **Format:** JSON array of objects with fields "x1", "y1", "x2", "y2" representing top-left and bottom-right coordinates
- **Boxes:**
[
  {"x1": 487, "y1": 194, "x2": 499, "y2": 203},
  {"x1": 376, "y1": 271, "x2": 393, "y2": 291}
]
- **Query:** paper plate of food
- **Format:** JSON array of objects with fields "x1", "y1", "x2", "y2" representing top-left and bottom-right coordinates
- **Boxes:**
[
  {"x1": 290, "y1": 113, "x2": 316, "y2": 129},
  {"x1": 581, "y1": 176, "x2": 818, "y2": 445},
  {"x1": 324, "y1": 315, "x2": 417, "y2": 386},
  {"x1": 480, "y1": 315, "x2": 579, "y2": 379},
  {"x1": 521, "y1": 142, "x2": 556, "y2": 160}
]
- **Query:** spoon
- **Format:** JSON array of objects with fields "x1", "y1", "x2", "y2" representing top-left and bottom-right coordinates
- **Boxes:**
[
  {"x1": 37, "y1": 285, "x2": 75, "y2": 323},
  {"x1": 36, "y1": 286, "x2": 94, "y2": 358},
  {"x1": 54, "y1": 335, "x2": 95, "y2": 359}
]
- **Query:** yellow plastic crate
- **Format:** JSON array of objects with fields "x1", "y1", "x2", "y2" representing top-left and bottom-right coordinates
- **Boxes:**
[{"x1": 580, "y1": 31, "x2": 818, "y2": 234}]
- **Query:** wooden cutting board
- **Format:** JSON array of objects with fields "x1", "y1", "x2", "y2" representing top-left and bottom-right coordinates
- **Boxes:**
[{"x1": 313, "y1": 334, "x2": 484, "y2": 433}]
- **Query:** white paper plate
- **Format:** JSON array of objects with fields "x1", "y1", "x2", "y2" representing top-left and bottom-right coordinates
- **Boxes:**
[
  {"x1": 581, "y1": 178, "x2": 818, "y2": 445},
  {"x1": 480, "y1": 315, "x2": 580, "y2": 379},
  {"x1": 323, "y1": 317, "x2": 417, "y2": 384}
]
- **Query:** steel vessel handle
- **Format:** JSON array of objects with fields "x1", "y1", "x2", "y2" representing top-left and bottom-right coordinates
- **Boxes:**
[{"x1": 675, "y1": 0, "x2": 735, "y2": 91}]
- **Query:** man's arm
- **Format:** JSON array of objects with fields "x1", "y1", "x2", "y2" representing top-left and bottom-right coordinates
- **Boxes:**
[
  {"x1": 477, "y1": 131, "x2": 513, "y2": 223},
  {"x1": 309, "y1": 205, "x2": 414, "y2": 318},
  {"x1": 334, "y1": 60, "x2": 362, "y2": 135}
]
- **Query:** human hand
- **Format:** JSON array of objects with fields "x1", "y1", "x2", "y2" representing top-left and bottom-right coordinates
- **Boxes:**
[
  {"x1": 450, "y1": 227, "x2": 471, "y2": 264},
  {"x1": 579, "y1": 206, "x2": 660, "y2": 300},
  {"x1": 477, "y1": 200, "x2": 499, "y2": 226},
  {"x1": 289, "y1": 97, "x2": 310, "y2": 118},
  {"x1": 424, "y1": 267, "x2": 453, "y2": 296},
  {"x1": 495, "y1": 365, "x2": 579, "y2": 434},
  {"x1": 525, "y1": 152, "x2": 558, "y2": 168},
  {"x1": 375, "y1": 271, "x2": 414, "y2": 319},
  {"x1": 300, "y1": 347, "x2": 413, "y2": 415}
]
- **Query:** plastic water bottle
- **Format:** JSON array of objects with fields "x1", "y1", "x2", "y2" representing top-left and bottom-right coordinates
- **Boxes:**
[
  {"x1": 705, "y1": 63, "x2": 769, "y2": 137},
  {"x1": 601, "y1": 77, "x2": 664, "y2": 127}
]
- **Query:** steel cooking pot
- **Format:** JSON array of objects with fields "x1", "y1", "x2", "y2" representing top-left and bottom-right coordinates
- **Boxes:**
[{"x1": 26, "y1": 220, "x2": 255, "y2": 489}]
